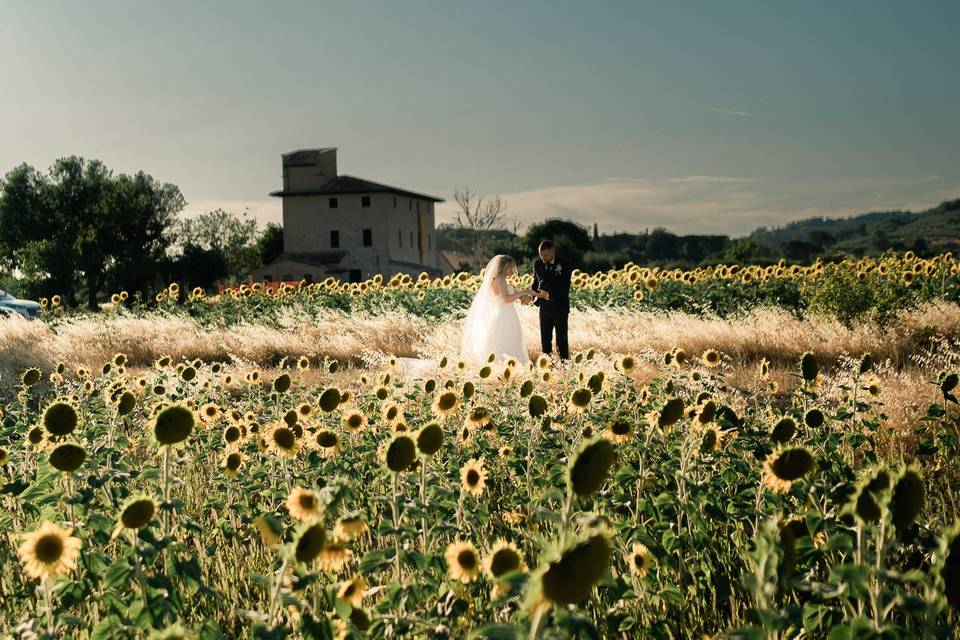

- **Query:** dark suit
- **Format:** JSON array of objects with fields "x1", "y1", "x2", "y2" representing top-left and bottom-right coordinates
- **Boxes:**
[{"x1": 532, "y1": 257, "x2": 572, "y2": 360}]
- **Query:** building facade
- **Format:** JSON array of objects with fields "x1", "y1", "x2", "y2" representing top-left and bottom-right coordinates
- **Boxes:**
[{"x1": 253, "y1": 148, "x2": 444, "y2": 283}]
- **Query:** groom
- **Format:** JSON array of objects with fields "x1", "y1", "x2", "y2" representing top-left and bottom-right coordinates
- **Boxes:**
[{"x1": 531, "y1": 240, "x2": 571, "y2": 361}]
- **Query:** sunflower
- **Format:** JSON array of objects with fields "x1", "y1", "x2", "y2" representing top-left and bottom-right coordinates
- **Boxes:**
[
  {"x1": 445, "y1": 540, "x2": 481, "y2": 584},
  {"x1": 626, "y1": 543, "x2": 652, "y2": 578},
  {"x1": 701, "y1": 349, "x2": 721, "y2": 368},
  {"x1": 296, "y1": 402, "x2": 314, "y2": 420},
  {"x1": 221, "y1": 451, "x2": 246, "y2": 477},
  {"x1": 864, "y1": 375, "x2": 882, "y2": 397},
  {"x1": 432, "y1": 390, "x2": 460, "y2": 418},
  {"x1": 253, "y1": 515, "x2": 283, "y2": 547},
  {"x1": 618, "y1": 355, "x2": 636, "y2": 373},
  {"x1": 466, "y1": 406, "x2": 492, "y2": 429},
  {"x1": 292, "y1": 521, "x2": 327, "y2": 564},
  {"x1": 200, "y1": 402, "x2": 221, "y2": 423},
  {"x1": 317, "y1": 539, "x2": 353, "y2": 573},
  {"x1": 112, "y1": 496, "x2": 158, "y2": 539},
  {"x1": 286, "y1": 487, "x2": 322, "y2": 522},
  {"x1": 485, "y1": 539, "x2": 526, "y2": 578},
  {"x1": 341, "y1": 409, "x2": 368, "y2": 433},
  {"x1": 762, "y1": 447, "x2": 815, "y2": 494},
  {"x1": 569, "y1": 388, "x2": 593, "y2": 414},
  {"x1": 264, "y1": 421, "x2": 300, "y2": 459},
  {"x1": 151, "y1": 403, "x2": 195, "y2": 447},
  {"x1": 535, "y1": 531, "x2": 611, "y2": 606},
  {"x1": 334, "y1": 514, "x2": 369, "y2": 541},
  {"x1": 314, "y1": 430, "x2": 342, "y2": 457},
  {"x1": 43, "y1": 400, "x2": 79, "y2": 436},
  {"x1": 699, "y1": 425, "x2": 723, "y2": 453},
  {"x1": 606, "y1": 418, "x2": 634, "y2": 444},
  {"x1": 460, "y1": 458, "x2": 488, "y2": 497},
  {"x1": 18, "y1": 521, "x2": 82, "y2": 582},
  {"x1": 338, "y1": 574, "x2": 366, "y2": 608}
]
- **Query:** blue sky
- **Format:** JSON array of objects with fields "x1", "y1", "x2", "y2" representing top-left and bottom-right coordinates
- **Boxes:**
[{"x1": 1, "y1": 1, "x2": 958, "y2": 235}]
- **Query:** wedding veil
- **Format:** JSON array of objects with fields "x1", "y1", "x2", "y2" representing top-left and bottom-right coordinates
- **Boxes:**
[{"x1": 460, "y1": 255, "x2": 506, "y2": 363}]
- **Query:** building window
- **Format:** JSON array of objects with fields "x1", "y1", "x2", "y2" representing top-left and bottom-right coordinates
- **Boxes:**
[
  {"x1": 410, "y1": 230, "x2": 414, "y2": 247},
  {"x1": 416, "y1": 201, "x2": 421, "y2": 213},
  {"x1": 361, "y1": 195, "x2": 371, "y2": 208},
  {"x1": 329, "y1": 197, "x2": 338, "y2": 208},
  {"x1": 398, "y1": 229, "x2": 402, "y2": 247},
  {"x1": 428, "y1": 234, "x2": 431, "y2": 250},
  {"x1": 349, "y1": 269, "x2": 362, "y2": 283},
  {"x1": 408, "y1": 200, "x2": 412, "y2": 211},
  {"x1": 393, "y1": 197, "x2": 397, "y2": 207},
  {"x1": 363, "y1": 229, "x2": 372, "y2": 246},
  {"x1": 330, "y1": 230, "x2": 339, "y2": 248}
]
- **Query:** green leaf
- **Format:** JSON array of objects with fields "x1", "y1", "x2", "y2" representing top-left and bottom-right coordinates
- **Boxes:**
[{"x1": 103, "y1": 557, "x2": 134, "y2": 590}]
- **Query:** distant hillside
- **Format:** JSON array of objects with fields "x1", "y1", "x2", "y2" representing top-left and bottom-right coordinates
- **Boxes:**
[
  {"x1": 748, "y1": 199, "x2": 960, "y2": 255},
  {"x1": 436, "y1": 198, "x2": 959, "y2": 271}
]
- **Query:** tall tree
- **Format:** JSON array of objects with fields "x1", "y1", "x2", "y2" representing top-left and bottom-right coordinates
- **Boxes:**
[
  {"x1": 258, "y1": 223, "x2": 284, "y2": 266},
  {"x1": 0, "y1": 157, "x2": 183, "y2": 309},
  {"x1": 453, "y1": 187, "x2": 508, "y2": 269},
  {"x1": 524, "y1": 219, "x2": 593, "y2": 267},
  {"x1": 174, "y1": 208, "x2": 261, "y2": 280}
]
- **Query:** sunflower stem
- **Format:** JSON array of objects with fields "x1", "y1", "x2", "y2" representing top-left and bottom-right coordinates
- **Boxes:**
[
  {"x1": 127, "y1": 529, "x2": 153, "y2": 624},
  {"x1": 268, "y1": 556, "x2": 290, "y2": 625},
  {"x1": 391, "y1": 473, "x2": 403, "y2": 582},
  {"x1": 419, "y1": 459, "x2": 429, "y2": 550},
  {"x1": 161, "y1": 445, "x2": 172, "y2": 537},
  {"x1": 528, "y1": 603, "x2": 547, "y2": 640},
  {"x1": 42, "y1": 579, "x2": 55, "y2": 636}
]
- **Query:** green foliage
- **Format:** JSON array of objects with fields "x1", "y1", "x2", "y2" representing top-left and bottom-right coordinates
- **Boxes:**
[
  {"x1": 0, "y1": 157, "x2": 184, "y2": 309},
  {"x1": 802, "y1": 259, "x2": 916, "y2": 327}
]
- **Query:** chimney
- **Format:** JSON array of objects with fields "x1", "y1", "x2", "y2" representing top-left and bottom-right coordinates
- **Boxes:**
[{"x1": 281, "y1": 148, "x2": 338, "y2": 192}]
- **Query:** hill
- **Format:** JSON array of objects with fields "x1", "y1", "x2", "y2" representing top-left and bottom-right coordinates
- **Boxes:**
[{"x1": 749, "y1": 199, "x2": 960, "y2": 255}]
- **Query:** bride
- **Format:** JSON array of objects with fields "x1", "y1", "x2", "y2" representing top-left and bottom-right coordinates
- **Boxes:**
[{"x1": 460, "y1": 255, "x2": 545, "y2": 366}]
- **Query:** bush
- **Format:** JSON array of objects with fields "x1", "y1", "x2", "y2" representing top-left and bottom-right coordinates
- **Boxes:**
[{"x1": 802, "y1": 260, "x2": 914, "y2": 327}]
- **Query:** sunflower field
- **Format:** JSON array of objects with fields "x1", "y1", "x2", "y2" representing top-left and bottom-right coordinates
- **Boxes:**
[
  {"x1": 36, "y1": 251, "x2": 960, "y2": 329},
  {"x1": 2, "y1": 335, "x2": 960, "y2": 639},
  {"x1": 3, "y1": 250, "x2": 960, "y2": 639}
]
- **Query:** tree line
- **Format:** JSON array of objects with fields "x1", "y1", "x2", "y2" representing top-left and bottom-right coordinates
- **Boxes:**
[{"x1": 0, "y1": 157, "x2": 282, "y2": 309}]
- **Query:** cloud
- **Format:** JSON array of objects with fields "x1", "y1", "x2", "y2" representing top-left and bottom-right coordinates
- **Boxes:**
[
  {"x1": 180, "y1": 177, "x2": 959, "y2": 240},
  {"x1": 705, "y1": 106, "x2": 766, "y2": 118},
  {"x1": 436, "y1": 175, "x2": 959, "y2": 237}
]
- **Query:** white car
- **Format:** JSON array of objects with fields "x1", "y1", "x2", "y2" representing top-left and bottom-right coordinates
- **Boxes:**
[{"x1": 0, "y1": 289, "x2": 41, "y2": 320}]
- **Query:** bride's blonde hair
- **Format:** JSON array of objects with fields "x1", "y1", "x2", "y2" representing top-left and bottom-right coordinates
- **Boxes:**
[{"x1": 495, "y1": 255, "x2": 516, "y2": 277}]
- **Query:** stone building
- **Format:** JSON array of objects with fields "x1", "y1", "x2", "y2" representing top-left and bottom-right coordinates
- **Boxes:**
[{"x1": 253, "y1": 148, "x2": 445, "y2": 283}]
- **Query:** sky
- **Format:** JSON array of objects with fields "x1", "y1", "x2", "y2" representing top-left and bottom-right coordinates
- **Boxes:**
[{"x1": 1, "y1": 0, "x2": 958, "y2": 236}]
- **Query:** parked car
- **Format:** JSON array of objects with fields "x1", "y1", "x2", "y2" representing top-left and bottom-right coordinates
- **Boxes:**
[{"x1": 0, "y1": 289, "x2": 41, "y2": 320}]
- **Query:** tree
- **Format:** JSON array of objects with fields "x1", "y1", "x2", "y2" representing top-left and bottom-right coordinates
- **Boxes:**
[
  {"x1": 0, "y1": 157, "x2": 183, "y2": 309},
  {"x1": 106, "y1": 171, "x2": 184, "y2": 300},
  {"x1": 175, "y1": 208, "x2": 261, "y2": 280},
  {"x1": 453, "y1": 187, "x2": 508, "y2": 269},
  {"x1": 258, "y1": 223, "x2": 284, "y2": 266},
  {"x1": 523, "y1": 219, "x2": 593, "y2": 267},
  {"x1": 724, "y1": 238, "x2": 769, "y2": 264}
]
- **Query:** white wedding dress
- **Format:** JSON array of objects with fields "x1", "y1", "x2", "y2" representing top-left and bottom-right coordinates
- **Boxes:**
[
  {"x1": 395, "y1": 255, "x2": 529, "y2": 378},
  {"x1": 459, "y1": 256, "x2": 530, "y2": 366}
]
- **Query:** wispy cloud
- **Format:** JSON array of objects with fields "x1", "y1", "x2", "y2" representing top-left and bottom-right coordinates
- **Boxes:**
[
  {"x1": 436, "y1": 175, "x2": 958, "y2": 237},
  {"x1": 705, "y1": 106, "x2": 766, "y2": 118}
]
